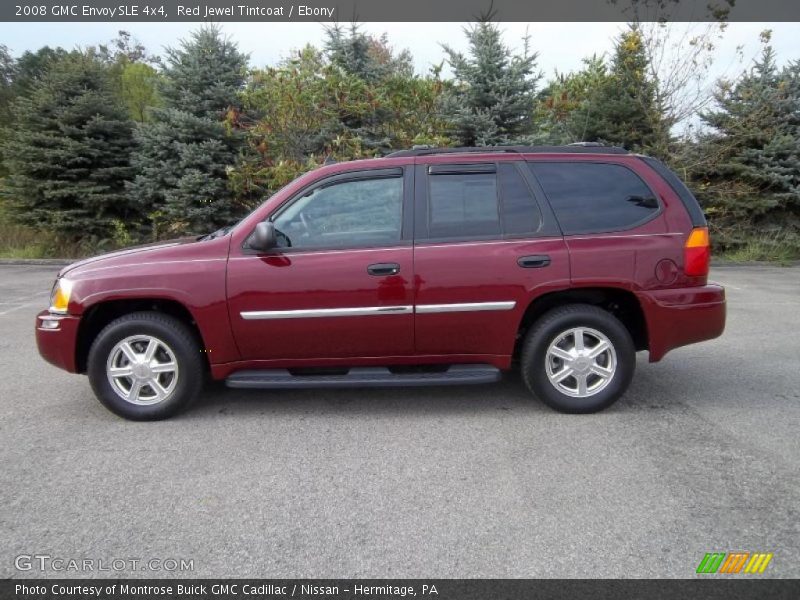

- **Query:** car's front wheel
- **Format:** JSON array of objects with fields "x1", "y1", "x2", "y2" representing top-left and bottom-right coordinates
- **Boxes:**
[
  {"x1": 521, "y1": 304, "x2": 635, "y2": 413},
  {"x1": 87, "y1": 312, "x2": 204, "y2": 420}
]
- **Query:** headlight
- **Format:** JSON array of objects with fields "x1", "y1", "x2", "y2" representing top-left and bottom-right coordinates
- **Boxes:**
[{"x1": 49, "y1": 278, "x2": 74, "y2": 314}]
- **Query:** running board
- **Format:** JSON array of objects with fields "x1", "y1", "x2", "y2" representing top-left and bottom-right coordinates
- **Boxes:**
[{"x1": 225, "y1": 364, "x2": 501, "y2": 389}]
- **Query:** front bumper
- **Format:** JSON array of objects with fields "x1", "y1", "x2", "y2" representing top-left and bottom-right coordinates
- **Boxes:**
[
  {"x1": 637, "y1": 284, "x2": 726, "y2": 362},
  {"x1": 35, "y1": 310, "x2": 80, "y2": 373}
]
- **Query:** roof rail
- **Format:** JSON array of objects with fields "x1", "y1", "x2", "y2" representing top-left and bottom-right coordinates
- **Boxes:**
[{"x1": 384, "y1": 144, "x2": 628, "y2": 158}]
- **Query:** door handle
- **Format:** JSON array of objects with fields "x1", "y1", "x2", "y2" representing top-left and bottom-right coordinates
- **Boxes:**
[
  {"x1": 518, "y1": 255, "x2": 551, "y2": 268},
  {"x1": 367, "y1": 262, "x2": 401, "y2": 276}
]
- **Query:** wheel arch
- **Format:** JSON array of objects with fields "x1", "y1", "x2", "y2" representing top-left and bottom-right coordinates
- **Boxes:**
[
  {"x1": 515, "y1": 286, "x2": 648, "y2": 359},
  {"x1": 75, "y1": 298, "x2": 209, "y2": 374}
]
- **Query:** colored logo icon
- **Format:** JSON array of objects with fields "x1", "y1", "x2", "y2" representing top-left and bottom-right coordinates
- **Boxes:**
[{"x1": 696, "y1": 552, "x2": 773, "y2": 574}]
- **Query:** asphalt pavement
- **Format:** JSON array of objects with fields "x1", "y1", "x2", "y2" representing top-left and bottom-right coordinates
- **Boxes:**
[{"x1": 1, "y1": 264, "x2": 798, "y2": 578}]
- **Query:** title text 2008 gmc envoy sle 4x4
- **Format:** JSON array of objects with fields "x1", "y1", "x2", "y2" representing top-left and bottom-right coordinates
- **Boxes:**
[{"x1": 36, "y1": 145, "x2": 726, "y2": 420}]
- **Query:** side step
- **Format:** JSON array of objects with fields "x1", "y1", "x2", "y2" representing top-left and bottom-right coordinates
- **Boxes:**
[{"x1": 225, "y1": 364, "x2": 501, "y2": 389}]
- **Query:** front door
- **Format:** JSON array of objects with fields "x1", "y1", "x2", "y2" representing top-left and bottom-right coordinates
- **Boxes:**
[{"x1": 227, "y1": 167, "x2": 415, "y2": 361}]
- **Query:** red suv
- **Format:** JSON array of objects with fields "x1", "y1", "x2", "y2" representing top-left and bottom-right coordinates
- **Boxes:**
[{"x1": 36, "y1": 145, "x2": 726, "y2": 420}]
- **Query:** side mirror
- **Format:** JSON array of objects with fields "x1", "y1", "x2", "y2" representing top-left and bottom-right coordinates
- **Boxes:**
[{"x1": 251, "y1": 221, "x2": 277, "y2": 252}]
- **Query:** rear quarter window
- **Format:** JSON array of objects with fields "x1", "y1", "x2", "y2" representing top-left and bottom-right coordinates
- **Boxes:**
[{"x1": 528, "y1": 162, "x2": 660, "y2": 235}]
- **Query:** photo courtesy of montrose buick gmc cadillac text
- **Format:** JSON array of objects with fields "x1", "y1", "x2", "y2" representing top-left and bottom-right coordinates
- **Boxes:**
[{"x1": 36, "y1": 145, "x2": 726, "y2": 420}]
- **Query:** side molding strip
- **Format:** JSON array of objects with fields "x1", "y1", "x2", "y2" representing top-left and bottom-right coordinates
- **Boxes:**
[
  {"x1": 415, "y1": 301, "x2": 516, "y2": 314},
  {"x1": 240, "y1": 305, "x2": 413, "y2": 320},
  {"x1": 240, "y1": 301, "x2": 516, "y2": 320}
]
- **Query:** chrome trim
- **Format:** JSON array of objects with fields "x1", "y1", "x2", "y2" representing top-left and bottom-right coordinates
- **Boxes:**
[
  {"x1": 240, "y1": 301, "x2": 516, "y2": 320},
  {"x1": 240, "y1": 305, "x2": 413, "y2": 320},
  {"x1": 415, "y1": 301, "x2": 516, "y2": 314}
]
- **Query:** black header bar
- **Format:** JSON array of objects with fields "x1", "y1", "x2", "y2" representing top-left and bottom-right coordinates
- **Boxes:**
[
  {"x1": 3, "y1": 0, "x2": 800, "y2": 22},
  {"x1": 4, "y1": 579, "x2": 800, "y2": 600}
]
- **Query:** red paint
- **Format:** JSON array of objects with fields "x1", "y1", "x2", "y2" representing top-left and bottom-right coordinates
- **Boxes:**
[
  {"x1": 35, "y1": 150, "x2": 726, "y2": 377},
  {"x1": 226, "y1": 247, "x2": 414, "y2": 360}
]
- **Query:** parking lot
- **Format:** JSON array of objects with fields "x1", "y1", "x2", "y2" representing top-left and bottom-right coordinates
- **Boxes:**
[{"x1": 1, "y1": 264, "x2": 798, "y2": 578}]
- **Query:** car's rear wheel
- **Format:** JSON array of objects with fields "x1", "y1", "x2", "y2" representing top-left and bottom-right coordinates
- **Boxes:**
[
  {"x1": 87, "y1": 312, "x2": 204, "y2": 420},
  {"x1": 521, "y1": 304, "x2": 635, "y2": 413}
]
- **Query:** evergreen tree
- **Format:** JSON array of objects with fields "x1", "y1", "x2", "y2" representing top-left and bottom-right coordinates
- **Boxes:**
[
  {"x1": 1, "y1": 51, "x2": 136, "y2": 238},
  {"x1": 691, "y1": 42, "x2": 800, "y2": 249},
  {"x1": 0, "y1": 45, "x2": 15, "y2": 176},
  {"x1": 127, "y1": 25, "x2": 248, "y2": 236},
  {"x1": 535, "y1": 28, "x2": 665, "y2": 154},
  {"x1": 0, "y1": 45, "x2": 13, "y2": 125},
  {"x1": 533, "y1": 55, "x2": 611, "y2": 145},
  {"x1": 11, "y1": 46, "x2": 68, "y2": 96},
  {"x1": 440, "y1": 18, "x2": 540, "y2": 146},
  {"x1": 318, "y1": 25, "x2": 420, "y2": 154},
  {"x1": 594, "y1": 27, "x2": 663, "y2": 153},
  {"x1": 325, "y1": 24, "x2": 413, "y2": 83}
]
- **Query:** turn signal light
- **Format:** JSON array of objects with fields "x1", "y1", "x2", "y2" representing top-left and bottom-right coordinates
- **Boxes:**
[
  {"x1": 684, "y1": 227, "x2": 710, "y2": 277},
  {"x1": 49, "y1": 278, "x2": 73, "y2": 314}
]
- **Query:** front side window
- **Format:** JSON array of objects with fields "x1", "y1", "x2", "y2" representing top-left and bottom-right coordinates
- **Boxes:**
[
  {"x1": 272, "y1": 176, "x2": 403, "y2": 249},
  {"x1": 529, "y1": 162, "x2": 659, "y2": 235}
]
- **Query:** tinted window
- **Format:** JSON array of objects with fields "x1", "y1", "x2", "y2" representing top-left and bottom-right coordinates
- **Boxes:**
[
  {"x1": 529, "y1": 162, "x2": 659, "y2": 235},
  {"x1": 499, "y1": 163, "x2": 541, "y2": 234},
  {"x1": 273, "y1": 176, "x2": 403, "y2": 249},
  {"x1": 428, "y1": 172, "x2": 500, "y2": 238}
]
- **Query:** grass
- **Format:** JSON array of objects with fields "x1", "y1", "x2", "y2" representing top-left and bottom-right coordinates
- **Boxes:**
[
  {"x1": 716, "y1": 231, "x2": 800, "y2": 265},
  {"x1": 0, "y1": 222, "x2": 86, "y2": 259},
  {"x1": 0, "y1": 223, "x2": 52, "y2": 258}
]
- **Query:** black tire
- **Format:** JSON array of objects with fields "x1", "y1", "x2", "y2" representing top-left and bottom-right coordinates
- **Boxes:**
[
  {"x1": 520, "y1": 304, "x2": 635, "y2": 414},
  {"x1": 87, "y1": 312, "x2": 204, "y2": 420}
]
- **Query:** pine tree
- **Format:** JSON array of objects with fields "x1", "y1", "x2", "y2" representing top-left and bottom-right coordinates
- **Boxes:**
[
  {"x1": 127, "y1": 25, "x2": 248, "y2": 236},
  {"x1": 0, "y1": 45, "x2": 15, "y2": 176},
  {"x1": 318, "y1": 25, "x2": 420, "y2": 155},
  {"x1": 440, "y1": 18, "x2": 540, "y2": 146},
  {"x1": 324, "y1": 24, "x2": 413, "y2": 83},
  {"x1": 535, "y1": 28, "x2": 664, "y2": 154},
  {"x1": 583, "y1": 28, "x2": 661, "y2": 152},
  {"x1": 1, "y1": 51, "x2": 136, "y2": 238},
  {"x1": 692, "y1": 42, "x2": 800, "y2": 249},
  {"x1": 534, "y1": 55, "x2": 611, "y2": 145}
]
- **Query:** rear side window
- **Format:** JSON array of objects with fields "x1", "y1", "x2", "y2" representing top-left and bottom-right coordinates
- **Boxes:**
[
  {"x1": 425, "y1": 163, "x2": 541, "y2": 240},
  {"x1": 428, "y1": 171, "x2": 501, "y2": 238},
  {"x1": 529, "y1": 162, "x2": 659, "y2": 235},
  {"x1": 499, "y1": 163, "x2": 541, "y2": 235}
]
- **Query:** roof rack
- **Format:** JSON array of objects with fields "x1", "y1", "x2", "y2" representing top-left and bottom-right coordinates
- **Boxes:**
[{"x1": 385, "y1": 144, "x2": 628, "y2": 158}]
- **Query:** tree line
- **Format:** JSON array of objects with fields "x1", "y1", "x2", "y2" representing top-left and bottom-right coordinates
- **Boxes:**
[{"x1": 0, "y1": 22, "x2": 798, "y2": 258}]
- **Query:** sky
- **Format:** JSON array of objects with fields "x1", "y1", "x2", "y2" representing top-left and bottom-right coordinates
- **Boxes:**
[{"x1": 1, "y1": 21, "x2": 797, "y2": 78}]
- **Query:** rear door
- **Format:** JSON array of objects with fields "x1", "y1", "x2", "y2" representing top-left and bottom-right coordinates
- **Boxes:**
[{"x1": 412, "y1": 159, "x2": 570, "y2": 358}]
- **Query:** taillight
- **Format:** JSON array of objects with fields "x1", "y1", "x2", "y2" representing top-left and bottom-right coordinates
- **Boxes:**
[{"x1": 684, "y1": 227, "x2": 710, "y2": 277}]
